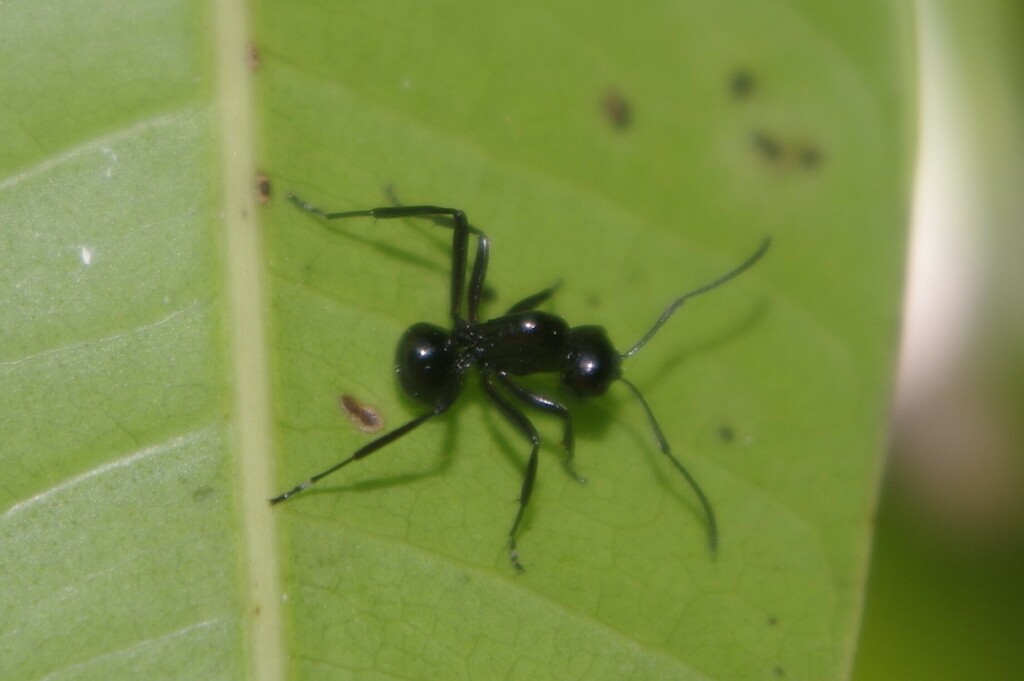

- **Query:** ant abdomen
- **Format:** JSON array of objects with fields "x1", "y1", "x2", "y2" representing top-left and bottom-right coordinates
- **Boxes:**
[
  {"x1": 395, "y1": 323, "x2": 459, "y2": 405},
  {"x1": 473, "y1": 311, "x2": 569, "y2": 375}
]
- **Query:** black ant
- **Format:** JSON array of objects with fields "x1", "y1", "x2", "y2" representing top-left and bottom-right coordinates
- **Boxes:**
[{"x1": 272, "y1": 193, "x2": 770, "y2": 571}]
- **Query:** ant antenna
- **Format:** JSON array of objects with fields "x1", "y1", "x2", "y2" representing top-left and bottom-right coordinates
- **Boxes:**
[
  {"x1": 619, "y1": 377, "x2": 718, "y2": 552},
  {"x1": 614, "y1": 237, "x2": 769, "y2": 552},
  {"x1": 621, "y1": 237, "x2": 770, "y2": 359}
]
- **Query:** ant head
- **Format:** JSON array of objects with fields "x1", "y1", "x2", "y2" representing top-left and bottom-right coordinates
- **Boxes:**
[
  {"x1": 395, "y1": 322, "x2": 459, "y2": 405},
  {"x1": 562, "y1": 325, "x2": 621, "y2": 398}
]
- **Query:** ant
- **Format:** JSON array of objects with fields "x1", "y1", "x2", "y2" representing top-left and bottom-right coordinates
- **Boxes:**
[{"x1": 272, "y1": 193, "x2": 770, "y2": 572}]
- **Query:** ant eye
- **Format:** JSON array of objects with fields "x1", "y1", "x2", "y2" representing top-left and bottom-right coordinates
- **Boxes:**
[
  {"x1": 562, "y1": 326, "x2": 620, "y2": 397},
  {"x1": 395, "y1": 323, "x2": 457, "y2": 404}
]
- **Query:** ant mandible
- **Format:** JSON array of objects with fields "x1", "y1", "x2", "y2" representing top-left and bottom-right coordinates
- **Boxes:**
[{"x1": 272, "y1": 193, "x2": 770, "y2": 572}]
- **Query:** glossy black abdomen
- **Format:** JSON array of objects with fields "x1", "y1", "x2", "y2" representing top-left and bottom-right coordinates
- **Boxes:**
[{"x1": 472, "y1": 311, "x2": 570, "y2": 375}]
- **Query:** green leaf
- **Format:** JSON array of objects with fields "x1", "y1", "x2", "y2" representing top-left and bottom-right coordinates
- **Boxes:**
[{"x1": 1, "y1": 1, "x2": 913, "y2": 680}]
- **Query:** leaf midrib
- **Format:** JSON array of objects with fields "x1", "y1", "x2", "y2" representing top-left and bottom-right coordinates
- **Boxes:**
[{"x1": 213, "y1": 0, "x2": 285, "y2": 679}]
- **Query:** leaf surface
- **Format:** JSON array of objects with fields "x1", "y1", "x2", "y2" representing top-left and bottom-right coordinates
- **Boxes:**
[{"x1": 0, "y1": 1, "x2": 914, "y2": 679}]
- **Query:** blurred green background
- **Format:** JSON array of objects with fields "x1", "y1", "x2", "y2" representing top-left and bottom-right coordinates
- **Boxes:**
[{"x1": 853, "y1": 1, "x2": 1024, "y2": 680}]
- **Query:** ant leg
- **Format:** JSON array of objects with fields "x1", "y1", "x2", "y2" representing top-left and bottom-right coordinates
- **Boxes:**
[
  {"x1": 382, "y1": 187, "x2": 490, "y2": 323},
  {"x1": 287, "y1": 194, "x2": 486, "y2": 323},
  {"x1": 466, "y1": 231, "x2": 489, "y2": 323},
  {"x1": 270, "y1": 407, "x2": 447, "y2": 504},
  {"x1": 481, "y1": 374, "x2": 542, "y2": 573},
  {"x1": 506, "y1": 280, "x2": 563, "y2": 314},
  {"x1": 493, "y1": 372, "x2": 585, "y2": 484}
]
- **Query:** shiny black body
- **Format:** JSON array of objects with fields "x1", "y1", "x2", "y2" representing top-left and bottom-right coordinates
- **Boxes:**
[
  {"x1": 396, "y1": 311, "x2": 620, "y2": 409},
  {"x1": 272, "y1": 193, "x2": 769, "y2": 572}
]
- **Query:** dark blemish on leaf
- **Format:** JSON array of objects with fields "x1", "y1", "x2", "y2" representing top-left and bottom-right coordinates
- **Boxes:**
[
  {"x1": 752, "y1": 131, "x2": 827, "y2": 172},
  {"x1": 192, "y1": 485, "x2": 213, "y2": 502},
  {"x1": 718, "y1": 425, "x2": 735, "y2": 443},
  {"x1": 752, "y1": 130, "x2": 784, "y2": 162},
  {"x1": 340, "y1": 394, "x2": 385, "y2": 433},
  {"x1": 798, "y1": 145, "x2": 824, "y2": 169},
  {"x1": 767, "y1": 615, "x2": 778, "y2": 626},
  {"x1": 730, "y1": 69, "x2": 755, "y2": 99},
  {"x1": 256, "y1": 173, "x2": 271, "y2": 204},
  {"x1": 773, "y1": 666, "x2": 785, "y2": 678},
  {"x1": 247, "y1": 43, "x2": 260, "y2": 71},
  {"x1": 600, "y1": 87, "x2": 633, "y2": 130}
]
